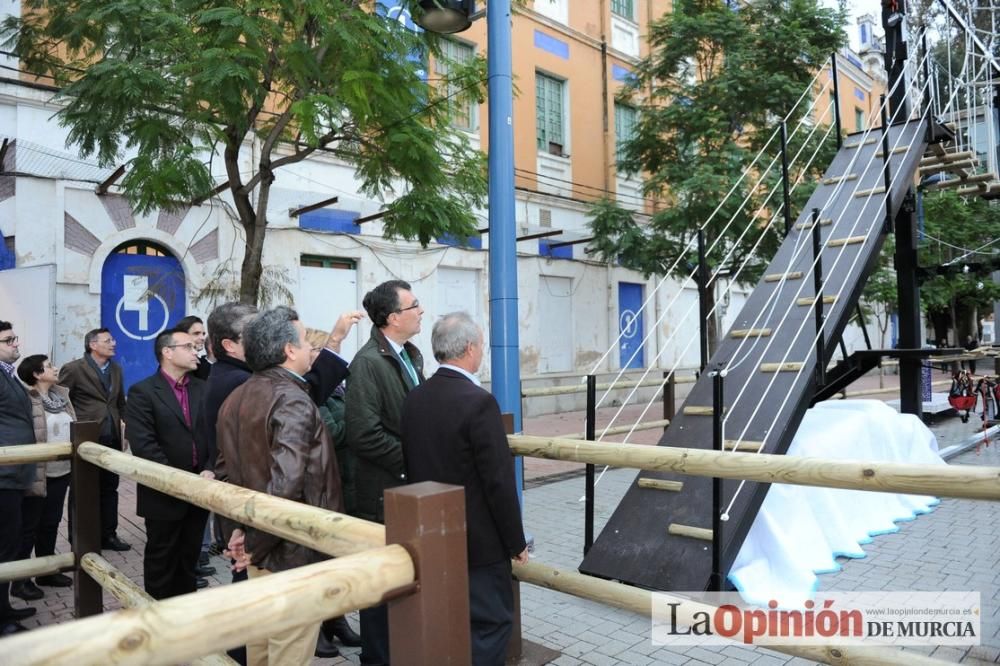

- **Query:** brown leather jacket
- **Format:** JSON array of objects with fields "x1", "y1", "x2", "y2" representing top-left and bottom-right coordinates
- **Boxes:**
[{"x1": 216, "y1": 366, "x2": 343, "y2": 572}]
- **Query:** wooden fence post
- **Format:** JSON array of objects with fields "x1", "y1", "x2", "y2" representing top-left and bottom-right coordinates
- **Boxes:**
[
  {"x1": 385, "y1": 481, "x2": 470, "y2": 665},
  {"x1": 71, "y1": 421, "x2": 103, "y2": 618}
]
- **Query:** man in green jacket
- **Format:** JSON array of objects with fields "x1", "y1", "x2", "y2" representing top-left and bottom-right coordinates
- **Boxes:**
[{"x1": 345, "y1": 279, "x2": 424, "y2": 666}]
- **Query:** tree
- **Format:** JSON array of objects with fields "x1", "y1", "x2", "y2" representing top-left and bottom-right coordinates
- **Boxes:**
[
  {"x1": 919, "y1": 189, "x2": 1000, "y2": 342},
  {"x1": 587, "y1": 0, "x2": 845, "y2": 350},
  {"x1": 2, "y1": 1, "x2": 488, "y2": 304}
]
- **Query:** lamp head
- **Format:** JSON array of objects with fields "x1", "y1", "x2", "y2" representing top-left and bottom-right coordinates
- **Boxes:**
[{"x1": 415, "y1": 0, "x2": 474, "y2": 34}]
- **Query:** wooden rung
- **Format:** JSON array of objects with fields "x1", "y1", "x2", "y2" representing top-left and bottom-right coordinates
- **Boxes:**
[
  {"x1": 760, "y1": 362, "x2": 804, "y2": 372},
  {"x1": 875, "y1": 147, "x2": 908, "y2": 157},
  {"x1": 724, "y1": 439, "x2": 765, "y2": 452},
  {"x1": 920, "y1": 150, "x2": 975, "y2": 166},
  {"x1": 764, "y1": 271, "x2": 803, "y2": 282},
  {"x1": 796, "y1": 295, "x2": 837, "y2": 306},
  {"x1": 794, "y1": 219, "x2": 832, "y2": 231},
  {"x1": 682, "y1": 406, "x2": 722, "y2": 416},
  {"x1": 827, "y1": 235, "x2": 866, "y2": 247},
  {"x1": 855, "y1": 187, "x2": 886, "y2": 197},
  {"x1": 845, "y1": 138, "x2": 877, "y2": 149},
  {"x1": 730, "y1": 328, "x2": 772, "y2": 338},
  {"x1": 822, "y1": 174, "x2": 857, "y2": 185},
  {"x1": 638, "y1": 478, "x2": 684, "y2": 492},
  {"x1": 668, "y1": 524, "x2": 713, "y2": 541}
]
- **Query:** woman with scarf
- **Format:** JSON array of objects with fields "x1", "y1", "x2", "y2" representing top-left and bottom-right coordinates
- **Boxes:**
[{"x1": 11, "y1": 355, "x2": 76, "y2": 601}]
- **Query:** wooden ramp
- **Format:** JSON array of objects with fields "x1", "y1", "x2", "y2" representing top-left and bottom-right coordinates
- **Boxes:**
[{"x1": 579, "y1": 118, "x2": 930, "y2": 591}]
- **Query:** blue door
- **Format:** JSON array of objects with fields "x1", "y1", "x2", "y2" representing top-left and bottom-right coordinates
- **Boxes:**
[
  {"x1": 100, "y1": 249, "x2": 186, "y2": 391},
  {"x1": 618, "y1": 282, "x2": 645, "y2": 369}
]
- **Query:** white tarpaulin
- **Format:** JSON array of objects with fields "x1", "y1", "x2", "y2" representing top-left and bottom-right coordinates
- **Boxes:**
[{"x1": 728, "y1": 399, "x2": 943, "y2": 607}]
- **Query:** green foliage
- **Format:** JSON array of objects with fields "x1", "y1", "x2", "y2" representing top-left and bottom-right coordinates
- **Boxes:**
[
  {"x1": 587, "y1": 0, "x2": 845, "y2": 286},
  {"x1": 2, "y1": 0, "x2": 489, "y2": 302},
  {"x1": 919, "y1": 190, "x2": 1000, "y2": 316}
]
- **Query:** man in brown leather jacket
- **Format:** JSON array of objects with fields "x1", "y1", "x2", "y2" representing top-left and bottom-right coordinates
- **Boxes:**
[{"x1": 216, "y1": 306, "x2": 343, "y2": 666}]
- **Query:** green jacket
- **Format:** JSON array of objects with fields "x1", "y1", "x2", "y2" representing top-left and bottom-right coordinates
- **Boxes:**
[
  {"x1": 344, "y1": 326, "x2": 424, "y2": 522},
  {"x1": 320, "y1": 389, "x2": 356, "y2": 516}
]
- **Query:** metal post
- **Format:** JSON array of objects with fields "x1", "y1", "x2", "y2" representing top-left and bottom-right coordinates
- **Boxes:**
[
  {"x1": 710, "y1": 368, "x2": 725, "y2": 592},
  {"x1": 780, "y1": 122, "x2": 792, "y2": 237},
  {"x1": 830, "y1": 53, "x2": 843, "y2": 149},
  {"x1": 811, "y1": 208, "x2": 826, "y2": 386},
  {"x1": 385, "y1": 482, "x2": 470, "y2": 665},
  {"x1": 879, "y1": 94, "x2": 895, "y2": 234},
  {"x1": 662, "y1": 371, "x2": 676, "y2": 423},
  {"x1": 584, "y1": 375, "x2": 596, "y2": 555},
  {"x1": 71, "y1": 420, "x2": 103, "y2": 618},
  {"x1": 487, "y1": 0, "x2": 524, "y2": 502},
  {"x1": 921, "y1": 31, "x2": 934, "y2": 137},
  {"x1": 698, "y1": 229, "x2": 710, "y2": 372},
  {"x1": 856, "y1": 304, "x2": 873, "y2": 349},
  {"x1": 882, "y1": 0, "x2": 910, "y2": 119}
]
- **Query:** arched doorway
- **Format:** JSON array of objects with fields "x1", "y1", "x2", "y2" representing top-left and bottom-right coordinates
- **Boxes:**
[{"x1": 100, "y1": 240, "x2": 186, "y2": 391}]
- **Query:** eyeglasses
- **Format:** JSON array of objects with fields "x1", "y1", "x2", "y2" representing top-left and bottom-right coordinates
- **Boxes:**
[
  {"x1": 395, "y1": 300, "x2": 420, "y2": 314},
  {"x1": 166, "y1": 343, "x2": 196, "y2": 352},
  {"x1": 96, "y1": 337, "x2": 116, "y2": 345},
  {"x1": 0, "y1": 335, "x2": 18, "y2": 345}
]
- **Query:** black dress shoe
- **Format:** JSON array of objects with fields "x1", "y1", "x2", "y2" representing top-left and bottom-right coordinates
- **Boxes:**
[
  {"x1": 0, "y1": 621, "x2": 28, "y2": 636},
  {"x1": 314, "y1": 631, "x2": 341, "y2": 658},
  {"x1": 36, "y1": 573, "x2": 73, "y2": 588},
  {"x1": 324, "y1": 616, "x2": 363, "y2": 647},
  {"x1": 2, "y1": 606, "x2": 36, "y2": 621},
  {"x1": 199, "y1": 551, "x2": 210, "y2": 566},
  {"x1": 196, "y1": 577, "x2": 209, "y2": 589},
  {"x1": 11, "y1": 580, "x2": 43, "y2": 601},
  {"x1": 101, "y1": 535, "x2": 132, "y2": 551},
  {"x1": 195, "y1": 565, "x2": 216, "y2": 576}
]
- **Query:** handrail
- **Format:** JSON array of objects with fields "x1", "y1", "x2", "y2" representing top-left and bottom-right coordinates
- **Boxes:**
[
  {"x1": 0, "y1": 442, "x2": 72, "y2": 465},
  {"x1": 0, "y1": 552, "x2": 74, "y2": 584},
  {"x1": 507, "y1": 435, "x2": 1000, "y2": 500},
  {"x1": 0, "y1": 545, "x2": 415, "y2": 666},
  {"x1": 522, "y1": 375, "x2": 693, "y2": 398},
  {"x1": 80, "y1": 553, "x2": 238, "y2": 666},
  {"x1": 76, "y1": 442, "x2": 383, "y2": 557}
]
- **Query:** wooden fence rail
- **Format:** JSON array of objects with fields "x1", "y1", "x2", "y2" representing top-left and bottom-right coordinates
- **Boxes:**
[
  {"x1": 508, "y1": 435, "x2": 1000, "y2": 500},
  {"x1": 1, "y1": 545, "x2": 416, "y2": 666}
]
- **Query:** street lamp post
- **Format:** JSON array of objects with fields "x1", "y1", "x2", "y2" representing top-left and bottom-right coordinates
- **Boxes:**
[{"x1": 414, "y1": 0, "x2": 524, "y2": 500}]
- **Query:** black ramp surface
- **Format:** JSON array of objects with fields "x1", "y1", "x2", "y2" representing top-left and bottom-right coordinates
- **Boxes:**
[{"x1": 579, "y1": 118, "x2": 929, "y2": 591}]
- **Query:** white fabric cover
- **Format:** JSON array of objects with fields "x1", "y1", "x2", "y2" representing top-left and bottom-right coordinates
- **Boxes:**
[{"x1": 727, "y1": 400, "x2": 942, "y2": 607}]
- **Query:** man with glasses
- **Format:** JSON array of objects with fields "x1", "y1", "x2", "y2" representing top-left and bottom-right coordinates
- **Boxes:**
[
  {"x1": 59, "y1": 327, "x2": 131, "y2": 551},
  {"x1": 345, "y1": 279, "x2": 425, "y2": 666},
  {"x1": 124, "y1": 328, "x2": 209, "y2": 600},
  {"x1": 0, "y1": 322, "x2": 38, "y2": 635}
]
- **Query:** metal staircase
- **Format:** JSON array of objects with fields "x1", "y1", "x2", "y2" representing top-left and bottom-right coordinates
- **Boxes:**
[{"x1": 579, "y1": 118, "x2": 932, "y2": 591}]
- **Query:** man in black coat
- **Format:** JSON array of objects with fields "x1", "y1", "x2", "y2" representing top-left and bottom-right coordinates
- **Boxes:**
[
  {"x1": 401, "y1": 312, "x2": 528, "y2": 666},
  {"x1": 0, "y1": 321, "x2": 37, "y2": 634},
  {"x1": 125, "y1": 328, "x2": 209, "y2": 600}
]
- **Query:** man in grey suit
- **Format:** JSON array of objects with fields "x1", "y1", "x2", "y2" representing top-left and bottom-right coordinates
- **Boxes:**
[
  {"x1": 0, "y1": 320, "x2": 38, "y2": 634},
  {"x1": 59, "y1": 327, "x2": 131, "y2": 551}
]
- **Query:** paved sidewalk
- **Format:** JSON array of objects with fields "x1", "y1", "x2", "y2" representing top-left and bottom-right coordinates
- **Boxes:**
[{"x1": 10, "y1": 385, "x2": 1000, "y2": 664}]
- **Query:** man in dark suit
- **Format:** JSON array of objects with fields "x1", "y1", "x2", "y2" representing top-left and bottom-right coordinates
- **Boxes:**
[
  {"x1": 0, "y1": 321, "x2": 37, "y2": 635},
  {"x1": 125, "y1": 328, "x2": 209, "y2": 600},
  {"x1": 401, "y1": 312, "x2": 528, "y2": 666},
  {"x1": 59, "y1": 327, "x2": 130, "y2": 551}
]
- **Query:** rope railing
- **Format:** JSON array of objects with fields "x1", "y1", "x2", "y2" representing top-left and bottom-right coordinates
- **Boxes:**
[
  {"x1": 719, "y1": 54, "x2": 935, "y2": 450},
  {"x1": 587, "y1": 72, "x2": 838, "y2": 408},
  {"x1": 588, "y1": 93, "x2": 842, "y2": 444}
]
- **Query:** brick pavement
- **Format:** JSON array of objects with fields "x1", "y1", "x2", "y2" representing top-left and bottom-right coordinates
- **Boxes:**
[{"x1": 10, "y1": 384, "x2": 1000, "y2": 665}]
